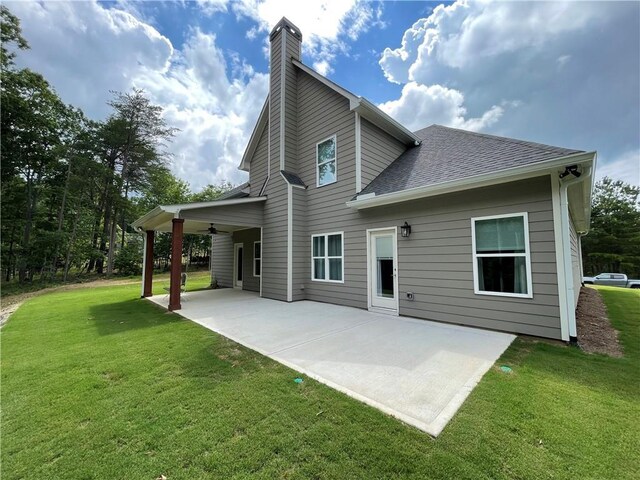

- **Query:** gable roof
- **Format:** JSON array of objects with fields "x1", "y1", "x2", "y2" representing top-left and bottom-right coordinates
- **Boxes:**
[
  {"x1": 239, "y1": 97, "x2": 269, "y2": 172},
  {"x1": 217, "y1": 182, "x2": 250, "y2": 200},
  {"x1": 239, "y1": 59, "x2": 422, "y2": 172},
  {"x1": 292, "y1": 59, "x2": 420, "y2": 146},
  {"x1": 356, "y1": 125, "x2": 586, "y2": 198},
  {"x1": 280, "y1": 170, "x2": 306, "y2": 188}
]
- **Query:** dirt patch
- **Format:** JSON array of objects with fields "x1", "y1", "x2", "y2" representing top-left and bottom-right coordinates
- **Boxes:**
[
  {"x1": 576, "y1": 286, "x2": 623, "y2": 357},
  {"x1": 0, "y1": 279, "x2": 138, "y2": 328}
]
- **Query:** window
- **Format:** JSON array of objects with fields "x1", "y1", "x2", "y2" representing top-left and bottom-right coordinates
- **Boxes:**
[
  {"x1": 316, "y1": 135, "x2": 337, "y2": 186},
  {"x1": 312, "y1": 232, "x2": 343, "y2": 282},
  {"x1": 253, "y1": 241, "x2": 261, "y2": 277},
  {"x1": 471, "y1": 213, "x2": 533, "y2": 298}
]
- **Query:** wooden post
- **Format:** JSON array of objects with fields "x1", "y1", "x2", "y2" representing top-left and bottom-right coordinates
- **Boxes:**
[
  {"x1": 168, "y1": 218, "x2": 184, "y2": 311},
  {"x1": 143, "y1": 230, "x2": 155, "y2": 297}
]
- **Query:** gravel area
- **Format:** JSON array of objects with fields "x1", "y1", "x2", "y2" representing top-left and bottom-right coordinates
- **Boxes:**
[{"x1": 576, "y1": 286, "x2": 623, "y2": 357}]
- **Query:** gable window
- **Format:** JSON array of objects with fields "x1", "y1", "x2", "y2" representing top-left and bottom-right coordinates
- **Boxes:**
[
  {"x1": 253, "y1": 241, "x2": 261, "y2": 277},
  {"x1": 471, "y1": 213, "x2": 533, "y2": 298},
  {"x1": 316, "y1": 135, "x2": 337, "y2": 187},
  {"x1": 312, "y1": 232, "x2": 343, "y2": 282}
]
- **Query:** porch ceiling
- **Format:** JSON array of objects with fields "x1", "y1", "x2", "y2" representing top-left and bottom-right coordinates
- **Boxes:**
[{"x1": 132, "y1": 196, "x2": 266, "y2": 234}]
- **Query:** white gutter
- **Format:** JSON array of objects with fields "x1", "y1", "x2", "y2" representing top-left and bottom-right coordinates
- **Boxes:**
[
  {"x1": 352, "y1": 98, "x2": 421, "y2": 145},
  {"x1": 355, "y1": 112, "x2": 362, "y2": 193},
  {"x1": 347, "y1": 151, "x2": 596, "y2": 210},
  {"x1": 239, "y1": 97, "x2": 269, "y2": 172},
  {"x1": 260, "y1": 89, "x2": 272, "y2": 196},
  {"x1": 177, "y1": 196, "x2": 267, "y2": 211},
  {"x1": 559, "y1": 165, "x2": 592, "y2": 343},
  {"x1": 286, "y1": 182, "x2": 293, "y2": 302}
]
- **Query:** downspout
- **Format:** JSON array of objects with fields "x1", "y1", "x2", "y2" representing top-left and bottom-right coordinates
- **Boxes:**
[
  {"x1": 209, "y1": 234, "x2": 214, "y2": 288},
  {"x1": 577, "y1": 233, "x2": 585, "y2": 285},
  {"x1": 559, "y1": 166, "x2": 592, "y2": 344}
]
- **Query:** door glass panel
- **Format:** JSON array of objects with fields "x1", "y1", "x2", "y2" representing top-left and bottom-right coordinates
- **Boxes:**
[
  {"x1": 375, "y1": 236, "x2": 394, "y2": 298},
  {"x1": 237, "y1": 247, "x2": 243, "y2": 281}
]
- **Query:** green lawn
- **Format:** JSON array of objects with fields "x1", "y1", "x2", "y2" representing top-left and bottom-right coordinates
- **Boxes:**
[{"x1": 1, "y1": 285, "x2": 638, "y2": 479}]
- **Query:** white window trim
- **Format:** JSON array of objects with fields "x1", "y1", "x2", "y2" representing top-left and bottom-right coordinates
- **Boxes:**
[
  {"x1": 253, "y1": 241, "x2": 261, "y2": 277},
  {"x1": 311, "y1": 231, "x2": 344, "y2": 283},
  {"x1": 471, "y1": 212, "x2": 533, "y2": 299},
  {"x1": 316, "y1": 134, "x2": 337, "y2": 188}
]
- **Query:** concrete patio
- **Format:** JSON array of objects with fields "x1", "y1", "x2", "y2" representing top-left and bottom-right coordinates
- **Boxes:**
[{"x1": 148, "y1": 288, "x2": 514, "y2": 436}]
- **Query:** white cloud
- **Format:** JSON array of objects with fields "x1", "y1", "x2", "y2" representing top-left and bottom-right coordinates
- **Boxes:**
[
  {"x1": 196, "y1": 0, "x2": 229, "y2": 16},
  {"x1": 8, "y1": 1, "x2": 173, "y2": 119},
  {"x1": 8, "y1": 1, "x2": 268, "y2": 190},
  {"x1": 229, "y1": 0, "x2": 382, "y2": 71},
  {"x1": 595, "y1": 151, "x2": 640, "y2": 186},
  {"x1": 376, "y1": 0, "x2": 639, "y2": 185},
  {"x1": 379, "y1": 82, "x2": 502, "y2": 132},
  {"x1": 380, "y1": 0, "x2": 602, "y2": 83}
]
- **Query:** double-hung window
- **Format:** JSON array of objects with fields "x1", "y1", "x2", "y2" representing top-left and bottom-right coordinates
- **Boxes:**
[
  {"x1": 312, "y1": 232, "x2": 343, "y2": 282},
  {"x1": 316, "y1": 135, "x2": 337, "y2": 186},
  {"x1": 253, "y1": 241, "x2": 261, "y2": 277},
  {"x1": 471, "y1": 213, "x2": 533, "y2": 298}
]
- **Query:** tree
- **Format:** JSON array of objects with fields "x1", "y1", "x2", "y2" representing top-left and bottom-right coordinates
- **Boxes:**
[
  {"x1": 190, "y1": 182, "x2": 233, "y2": 202},
  {"x1": 1, "y1": 67, "x2": 71, "y2": 280},
  {"x1": 91, "y1": 89, "x2": 177, "y2": 275},
  {"x1": 1, "y1": 5, "x2": 29, "y2": 69},
  {"x1": 582, "y1": 177, "x2": 640, "y2": 277}
]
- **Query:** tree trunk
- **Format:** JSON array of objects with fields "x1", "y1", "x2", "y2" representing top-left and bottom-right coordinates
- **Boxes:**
[
  {"x1": 63, "y1": 210, "x2": 80, "y2": 282},
  {"x1": 19, "y1": 173, "x2": 36, "y2": 282},
  {"x1": 106, "y1": 209, "x2": 118, "y2": 276},
  {"x1": 96, "y1": 201, "x2": 111, "y2": 274},
  {"x1": 5, "y1": 224, "x2": 16, "y2": 282}
]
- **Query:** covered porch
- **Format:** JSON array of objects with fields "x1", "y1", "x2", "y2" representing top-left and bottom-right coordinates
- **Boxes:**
[{"x1": 132, "y1": 196, "x2": 265, "y2": 311}]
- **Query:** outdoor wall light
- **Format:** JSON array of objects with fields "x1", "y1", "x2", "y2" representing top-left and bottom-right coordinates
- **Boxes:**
[{"x1": 400, "y1": 222, "x2": 412, "y2": 238}]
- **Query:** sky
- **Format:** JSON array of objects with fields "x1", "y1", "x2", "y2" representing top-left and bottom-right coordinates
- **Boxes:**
[{"x1": 7, "y1": 0, "x2": 640, "y2": 190}]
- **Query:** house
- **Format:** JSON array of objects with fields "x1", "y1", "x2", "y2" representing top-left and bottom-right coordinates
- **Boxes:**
[{"x1": 133, "y1": 17, "x2": 596, "y2": 343}]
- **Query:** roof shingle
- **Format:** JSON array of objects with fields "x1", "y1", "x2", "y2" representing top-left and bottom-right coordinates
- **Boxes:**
[{"x1": 357, "y1": 125, "x2": 583, "y2": 198}]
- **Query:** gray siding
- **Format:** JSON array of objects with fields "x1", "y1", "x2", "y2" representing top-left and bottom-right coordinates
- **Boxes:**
[
  {"x1": 261, "y1": 176, "x2": 288, "y2": 300},
  {"x1": 361, "y1": 118, "x2": 406, "y2": 187},
  {"x1": 291, "y1": 70, "x2": 562, "y2": 338},
  {"x1": 284, "y1": 32, "x2": 299, "y2": 172},
  {"x1": 569, "y1": 215, "x2": 581, "y2": 307},
  {"x1": 292, "y1": 185, "x2": 308, "y2": 301},
  {"x1": 232, "y1": 228, "x2": 261, "y2": 293},
  {"x1": 211, "y1": 234, "x2": 233, "y2": 288},
  {"x1": 295, "y1": 70, "x2": 356, "y2": 303},
  {"x1": 259, "y1": 26, "x2": 299, "y2": 301}
]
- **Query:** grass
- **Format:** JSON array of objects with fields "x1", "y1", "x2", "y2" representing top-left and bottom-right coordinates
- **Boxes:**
[
  {"x1": 1, "y1": 284, "x2": 638, "y2": 479},
  {"x1": 0, "y1": 267, "x2": 211, "y2": 300}
]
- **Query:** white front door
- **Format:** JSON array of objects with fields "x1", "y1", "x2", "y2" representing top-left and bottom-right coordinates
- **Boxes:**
[
  {"x1": 234, "y1": 243, "x2": 243, "y2": 288},
  {"x1": 368, "y1": 229, "x2": 398, "y2": 312}
]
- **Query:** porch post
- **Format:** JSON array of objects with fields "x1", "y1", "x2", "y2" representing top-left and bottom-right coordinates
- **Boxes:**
[
  {"x1": 143, "y1": 230, "x2": 155, "y2": 297},
  {"x1": 168, "y1": 218, "x2": 184, "y2": 311}
]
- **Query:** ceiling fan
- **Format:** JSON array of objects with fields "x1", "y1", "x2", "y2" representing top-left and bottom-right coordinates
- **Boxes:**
[{"x1": 197, "y1": 223, "x2": 230, "y2": 235}]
